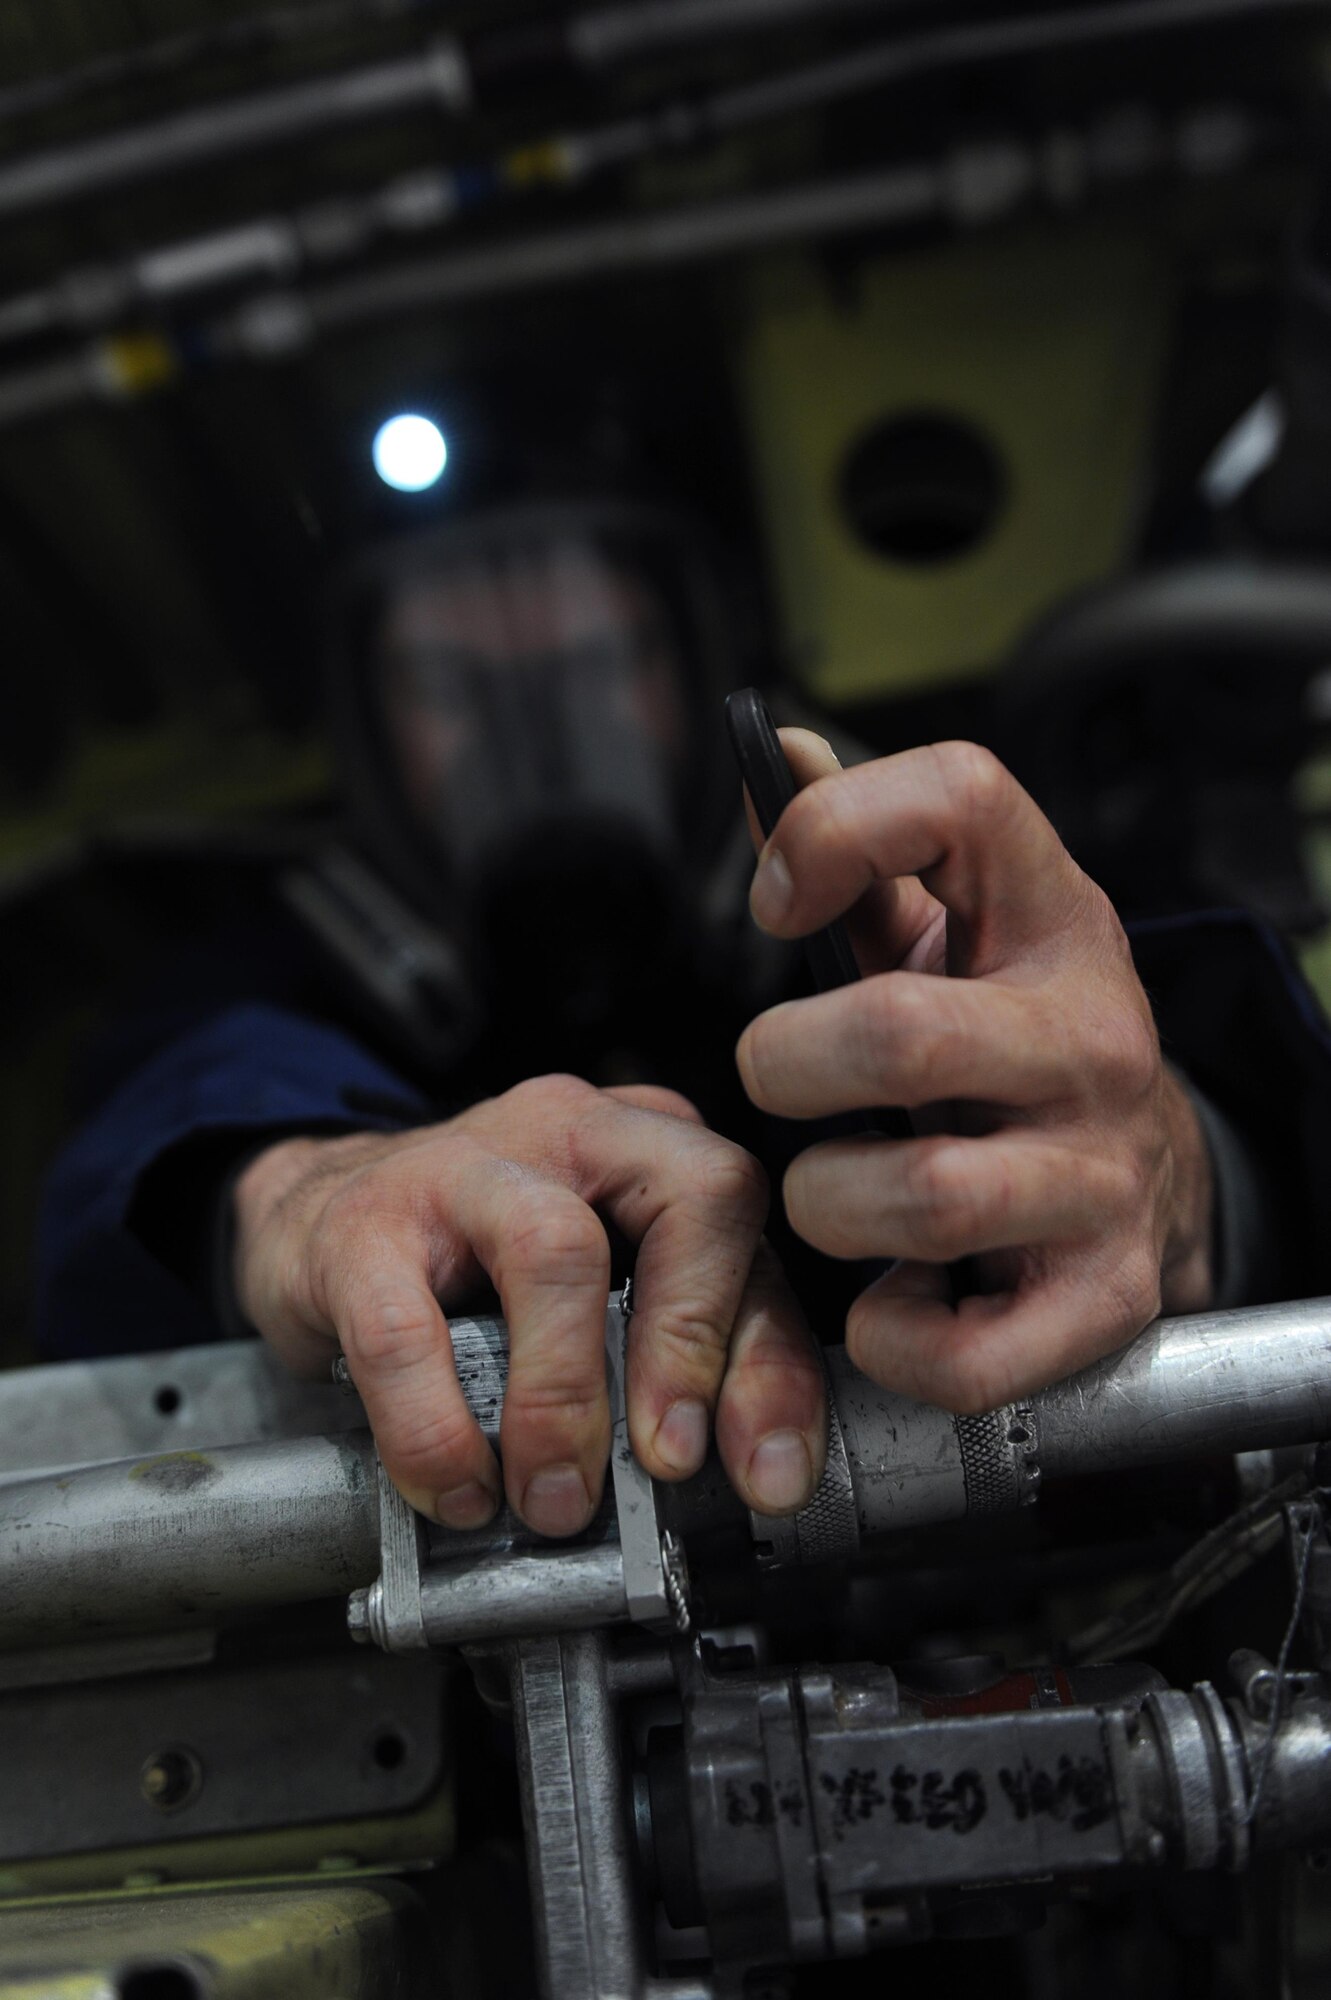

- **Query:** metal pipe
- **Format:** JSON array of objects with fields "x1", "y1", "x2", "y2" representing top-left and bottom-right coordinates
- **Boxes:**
[
  {"x1": 1036, "y1": 1297, "x2": 1331, "y2": 1476},
  {"x1": 256, "y1": 156, "x2": 958, "y2": 338},
  {"x1": 0, "y1": 0, "x2": 895, "y2": 132},
  {"x1": 419, "y1": 1545, "x2": 628, "y2": 1646},
  {"x1": 0, "y1": 97, "x2": 1262, "y2": 429},
  {"x1": 0, "y1": 42, "x2": 468, "y2": 222},
  {"x1": 251, "y1": 104, "x2": 1254, "y2": 345},
  {"x1": 5, "y1": 1298, "x2": 1330, "y2": 1650},
  {"x1": 0, "y1": 0, "x2": 1309, "y2": 227},
  {"x1": 0, "y1": 1431, "x2": 378, "y2": 1648},
  {"x1": 833, "y1": 1297, "x2": 1331, "y2": 1543},
  {"x1": 0, "y1": 0, "x2": 441, "y2": 127},
  {"x1": 0, "y1": 0, "x2": 1282, "y2": 360}
]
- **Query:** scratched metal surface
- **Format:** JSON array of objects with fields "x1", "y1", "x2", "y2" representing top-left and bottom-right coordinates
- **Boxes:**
[
  {"x1": 1037, "y1": 1297, "x2": 1331, "y2": 1475},
  {"x1": 0, "y1": 1313, "x2": 512, "y2": 1486},
  {"x1": 0, "y1": 1430, "x2": 378, "y2": 1646},
  {"x1": 803, "y1": 1707, "x2": 1126, "y2": 1890}
]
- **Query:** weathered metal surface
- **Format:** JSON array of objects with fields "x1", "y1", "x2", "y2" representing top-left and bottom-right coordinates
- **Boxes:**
[
  {"x1": 420, "y1": 1545, "x2": 628, "y2": 1648},
  {"x1": 0, "y1": 1433, "x2": 378, "y2": 1647},
  {"x1": 0, "y1": 1649, "x2": 446, "y2": 1860},
  {"x1": 0, "y1": 1341, "x2": 363, "y2": 1486},
  {"x1": 0, "y1": 1880, "x2": 441, "y2": 1998},
  {"x1": 1037, "y1": 1297, "x2": 1331, "y2": 1474}
]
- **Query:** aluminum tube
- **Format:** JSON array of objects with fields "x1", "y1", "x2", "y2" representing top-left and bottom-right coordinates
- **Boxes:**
[
  {"x1": 0, "y1": 43, "x2": 467, "y2": 222},
  {"x1": 706, "y1": 0, "x2": 1326, "y2": 142},
  {"x1": 292, "y1": 159, "x2": 942, "y2": 334},
  {"x1": 570, "y1": 0, "x2": 896, "y2": 63},
  {"x1": 830, "y1": 1346, "x2": 970, "y2": 1537},
  {"x1": 0, "y1": 1432, "x2": 378, "y2": 1648},
  {"x1": 1036, "y1": 1298, "x2": 1331, "y2": 1477},
  {"x1": 0, "y1": 1, "x2": 426, "y2": 127},
  {"x1": 419, "y1": 1545, "x2": 627, "y2": 1646}
]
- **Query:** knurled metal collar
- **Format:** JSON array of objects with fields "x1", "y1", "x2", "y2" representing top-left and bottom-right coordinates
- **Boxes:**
[{"x1": 751, "y1": 1376, "x2": 859, "y2": 1570}]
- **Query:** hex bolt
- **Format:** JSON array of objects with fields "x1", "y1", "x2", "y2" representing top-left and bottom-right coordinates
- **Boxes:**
[{"x1": 347, "y1": 1587, "x2": 372, "y2": 1644}]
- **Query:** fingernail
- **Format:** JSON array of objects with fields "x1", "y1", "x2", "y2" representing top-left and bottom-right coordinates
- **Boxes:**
[
  {"x1": 747, "y1": 1430, "x2": 813, "y2": 1513},
  {"x1": 522, "y1": 1464, "x2": 594, "y2": 1538},
  {"x1": 750, "y1": 847, "x2": 794, "y2": 932},
  {"x1": 434, "y1": 1480, "x2": 499, "y2": 1530},
  {"x1": 655, "y1": 1399, "x2": 709, "y2": 1476}
]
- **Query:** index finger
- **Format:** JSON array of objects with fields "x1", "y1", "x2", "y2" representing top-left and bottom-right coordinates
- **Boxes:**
[{"x1": 751, "y1": 741, "x2": 1087, "y2": 975}]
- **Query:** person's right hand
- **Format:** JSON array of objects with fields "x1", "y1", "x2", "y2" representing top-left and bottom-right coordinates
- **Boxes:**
[
  {"x1": 231, "y1": 1074, "x2": 826, "y2": 1536},
  {"x1": 735, "y1": 733, "x2": 1214, "y2": 1416}
]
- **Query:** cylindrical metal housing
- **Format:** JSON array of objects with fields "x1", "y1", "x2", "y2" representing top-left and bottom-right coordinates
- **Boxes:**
[
  {"x1": 830, "y1": 1349, "x2": 1039, "y2": 1540},
  {"x1": 1036, "y1": 1298, "x2": 1331, "y2": 1476},
  {"x1": 828, "y1": 1298, "x2": 1331, "y2": 1543},
  {"x1": 0, "y1": 1432, "x2": 378, "y2": 1647},
  {"x1": 418, "y1": 1545, "x2": 628, "y2": 1646}
]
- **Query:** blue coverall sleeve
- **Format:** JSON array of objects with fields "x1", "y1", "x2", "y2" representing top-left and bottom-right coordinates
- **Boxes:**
[{"x1": 34, "y1": 1002, "x2": 427, "y2": 1360}]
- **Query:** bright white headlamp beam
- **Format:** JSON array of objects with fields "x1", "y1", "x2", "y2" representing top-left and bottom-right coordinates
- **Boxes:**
[{"x1": 372, "y1": 413, "x2": 448, "y2": 492}]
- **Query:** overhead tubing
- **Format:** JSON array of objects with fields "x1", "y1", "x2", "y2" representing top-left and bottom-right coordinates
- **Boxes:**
[
  {"x1": 0, "y1": 102, "x2": 1266, "y2": 431},
  {"x1": 0, "y1": 0, "x2": 1318, "y2": 223},
  {"x1": 0, "y1": 0, "x2": 897, "y2": 213},
  {"x1": 0, "y1": 0, "x2": 1301, "y2": 353},
  {"x1": 0, "y1": 43, "x2": 472, "y2": 223},
  {"x1": 0, "y1": 0, "x2": 900, "y2": 130}
]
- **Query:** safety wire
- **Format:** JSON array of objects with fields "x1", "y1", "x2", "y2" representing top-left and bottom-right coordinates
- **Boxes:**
[
  {"x1": 1244, "y1": 1494, "x2": 1325, "y2": 1828},
  {"x1": 1066, "y1": 1470, "x2": 1312, "y2": 1666}
]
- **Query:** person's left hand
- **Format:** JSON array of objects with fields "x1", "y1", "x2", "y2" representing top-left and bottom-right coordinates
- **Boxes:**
[{"x1": 233, "y1": 1074, "x2": 827, "y2": 1534}]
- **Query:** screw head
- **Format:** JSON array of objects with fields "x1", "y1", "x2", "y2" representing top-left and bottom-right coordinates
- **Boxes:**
[{"x1": 140, "y1": 1746, "x2": 202, "y2": 1812}]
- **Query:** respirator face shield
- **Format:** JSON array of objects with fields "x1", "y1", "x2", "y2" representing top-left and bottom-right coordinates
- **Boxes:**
[{"x1": 331, "y1": 506, "x2": 743, "y2": 1057}]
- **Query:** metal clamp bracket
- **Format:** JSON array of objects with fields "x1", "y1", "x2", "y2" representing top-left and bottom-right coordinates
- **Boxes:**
[{"x1": 608, "y1": 1285, "x2": 690, "y2": 1635}]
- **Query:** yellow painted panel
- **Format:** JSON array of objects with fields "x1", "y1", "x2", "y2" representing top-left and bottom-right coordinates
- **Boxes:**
[
  {"x1": 0, "y1": 1880, "x2": 439, "y2": 1999},
  {"x1": 734, "y1": 222, "x2": 1171, "y2": 703}
]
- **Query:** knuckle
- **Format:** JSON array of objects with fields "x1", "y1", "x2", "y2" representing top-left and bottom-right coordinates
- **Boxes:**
[
  {"x1": 504, "y1": 1372, "x2": 607, "y2": 1427},
  {"x1": 381, "y1": 1404, "x2": 479, "y2": 1485},
  {"x1": 786, "y1": 771, "x2": 841, "y2": 850},
  {"x1": 504, "y1": 1193, "x2": 608, "y2": 1285},
  {"x1": 1091, "y1": 1006, "x2": 1159, "y2": 1100},
  {"x1": 695, "y1": 1144, "x2": 769, "y2": 1225},
  {"x1": 932, "y1": 740, "x2": 1012, "y2": 825},
  {"x1": 503, "y1": 1072, "x2": 593, "y2": 1120},
  {"x1": 314, "y1": 1174, "x2": 383, "y2": 1242},
  {"x1": 643, "y1": 1085, "x2": 703, "y2": 1123},
  {"x1": 935, "y1": 1354, "x2": 1008, "y2": 1417},
  {"x1": 647, "y1": 1304, "x2": 731, "y2": 1380},
  {"x1": 902, "y1": 1138, "x2": 962, "y2": 1226},
  {"x1": 863, "y1": 979, "x2": 941, "y2": 1094},
  {"x1": 1098, "y1": 1151, "x2": 1151, "y2": 1223},
  {"x1": 345, "y1": 1284, "x2": 436, "y2": 1370}
]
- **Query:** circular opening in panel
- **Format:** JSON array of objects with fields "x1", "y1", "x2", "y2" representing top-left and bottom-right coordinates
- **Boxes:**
[{"x1": 838, "y1": 410, "x2": 1008, "y2": 564}]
